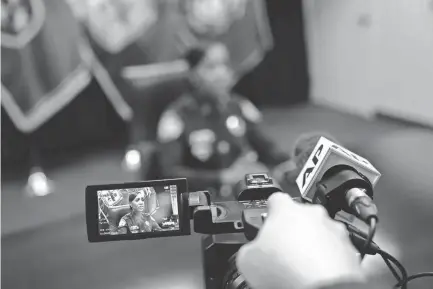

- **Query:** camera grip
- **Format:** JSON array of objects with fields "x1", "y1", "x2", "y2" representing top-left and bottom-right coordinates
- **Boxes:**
[
  {"x1": 241, "y1": 197, "x2": 302, "y2": 241},
  {"x1": 242, "y1": 208, "x2": 268, "y2": 241}
]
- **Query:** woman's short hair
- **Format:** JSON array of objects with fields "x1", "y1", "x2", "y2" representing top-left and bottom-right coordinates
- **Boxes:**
[
  {"x1": 183, "y1": 43, "x2": 229, "y2": 69},
  {"x1": 128, "y1": 192, "x2": 138, "y2": 203}
]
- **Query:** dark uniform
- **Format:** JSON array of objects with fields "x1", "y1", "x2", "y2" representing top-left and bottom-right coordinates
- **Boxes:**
[
  {"x1": 157, "y1": 92, "x2": 291, "y2": 199},
  {"x1": 118, "y1": 212, "x2": 161, "y2": 234}
]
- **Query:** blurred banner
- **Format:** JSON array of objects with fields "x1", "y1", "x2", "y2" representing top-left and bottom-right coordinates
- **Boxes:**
[
  {"x1": 72, "y1": 0, "x2": 273, "y2": 121},
  {"x1": 1, "y1": 0, "x2": 92, "y2": 133},
  {"x1": 1, "y1": 0, "x2": 273, "y2": 133}
]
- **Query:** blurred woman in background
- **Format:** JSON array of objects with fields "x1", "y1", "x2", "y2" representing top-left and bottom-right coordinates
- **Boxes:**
[{"x1": 156, "y1": 43, "x2": 294, "y2": 201}]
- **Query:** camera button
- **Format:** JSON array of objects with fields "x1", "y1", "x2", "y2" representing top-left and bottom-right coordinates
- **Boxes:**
[{"x1": 234, "y1": 221, "x2": 244, "y2": 230}]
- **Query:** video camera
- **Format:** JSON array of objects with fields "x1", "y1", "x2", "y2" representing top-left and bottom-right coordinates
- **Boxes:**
[
  {"x1": 86, "y1": 172, "x2": 382, "y2": 289},
  {"x1": 86, "y1": 173, "x2": 290, "y2": 289}
]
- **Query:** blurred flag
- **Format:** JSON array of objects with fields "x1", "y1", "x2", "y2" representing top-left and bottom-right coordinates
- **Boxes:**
[
  {"x1": 1, "y1": 0, "x2": 92, "y2": 133},
  {"x1": 76, "y1": 0, "x2": 187, "y2": 121}
]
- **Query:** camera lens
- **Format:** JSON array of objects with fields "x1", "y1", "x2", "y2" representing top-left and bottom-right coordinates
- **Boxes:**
[{"x1": 221, "y1": 253, "x2": 250, "y2": 289}]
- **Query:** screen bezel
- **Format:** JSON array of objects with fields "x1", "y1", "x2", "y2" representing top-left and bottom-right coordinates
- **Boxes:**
[{"x1": 86, "y1": 178, "x2": 190, "y2": 242}]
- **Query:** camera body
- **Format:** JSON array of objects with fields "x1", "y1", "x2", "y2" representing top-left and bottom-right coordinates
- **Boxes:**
[
  {"x1": 86, "y1": 173, "x2": 369, "y2": 289},
  {"x1": 190, "y1": 173, "x2": 284, "y2": 289},
  {"x1": 201, "y1": 234, "x2": 247, "y2": 289},
  {"x1": 192, "y1": 173, "x2": 280, "y2": 235},
  {"x1": 86, "y1": 172, "x2": 283, "y2": 289}
]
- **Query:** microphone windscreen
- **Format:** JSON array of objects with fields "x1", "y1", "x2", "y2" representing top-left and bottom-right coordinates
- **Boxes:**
[
  {"x1": 285, "y1": 132, "x2": 339, "y2": 184},
  {"x1": 292, "y1": 132, "x2": 337, "y2": 157}
]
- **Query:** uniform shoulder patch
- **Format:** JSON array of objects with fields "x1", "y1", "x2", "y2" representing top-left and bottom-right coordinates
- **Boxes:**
[
  {"x1": 238, "y1": 97, "x2": 263, "y2": 123},
  {"x1": 118, "y1": 216, "x2": 127, "y2": 227},
  {"x1": 157, "y1": 110, "x2": 185, "y2": 143}
]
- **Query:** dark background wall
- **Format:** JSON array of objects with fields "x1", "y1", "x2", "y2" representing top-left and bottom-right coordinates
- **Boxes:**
[{"x1": 1, "y1": 0, "x2": 309, "y2": 169}]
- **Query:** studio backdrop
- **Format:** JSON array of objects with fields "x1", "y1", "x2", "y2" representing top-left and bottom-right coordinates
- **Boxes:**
[{"x1": 1, "y1": 0, "x2": 308, "y2": 167}]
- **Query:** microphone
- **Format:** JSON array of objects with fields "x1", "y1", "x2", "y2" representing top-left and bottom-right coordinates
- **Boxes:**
[{"x1": 293, "y1": 136, "x2": 381, "y2": 223}]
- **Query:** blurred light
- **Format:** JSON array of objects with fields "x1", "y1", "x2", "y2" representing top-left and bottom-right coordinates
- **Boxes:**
[
  {"x1": 27, "y1": 172, "x2": 53, "y2": 196},
  {"x1": 123, "y1": 149, "x2": 141, "y2": 172},
  {"x1": 217, "y1": 140, "x2": 230, "y2": 154},
  {"x1": 226, "y1": 115, "x2": 240, "y2": 130}
]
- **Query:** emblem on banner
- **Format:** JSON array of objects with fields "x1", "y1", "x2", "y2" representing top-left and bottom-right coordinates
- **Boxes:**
[
  {"x1": 184, "y1": 0, "x2": 247, "y2": 36},
  {"x1": 1, "y1": 0, "x2": 46, "y2": 48},
  {"x1": 189, "y1": 129, "x2": 216, "y2": 162},
  {"x1": 86, "y1": 0, "x2": 158, "y2": 53}
]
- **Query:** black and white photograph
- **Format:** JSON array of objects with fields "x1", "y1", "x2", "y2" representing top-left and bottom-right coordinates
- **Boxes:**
[{"x1": 1, "y1": 0, "x2": 433, "y2": 289}]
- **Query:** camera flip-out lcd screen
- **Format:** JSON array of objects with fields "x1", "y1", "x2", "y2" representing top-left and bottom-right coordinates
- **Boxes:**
[
  {"x1": 98, "y1": 185, "x2": 180, "y2": 235},
  {"x1": 86, "y1": 179, "x2": 190, "y2": 242}
]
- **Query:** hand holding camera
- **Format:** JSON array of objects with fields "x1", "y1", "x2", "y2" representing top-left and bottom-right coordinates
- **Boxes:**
[
  {"x1": 237, "y1": 192, "x2": 366, "y2": 289},
  {"x1": 87, "y1": 136, "x2": 433, "y2": 289}
]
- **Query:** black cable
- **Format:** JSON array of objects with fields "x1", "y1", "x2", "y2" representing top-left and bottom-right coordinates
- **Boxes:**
[
  {"x1": 360, "y1": 217, "x2": 377, "y2": 260},
  {"x1": 340, "y1": 218, "x2": 431, "y2": 288},
  {"x1": 380, "y1": 250, "x2": 433, "y2": 288},
  {"x1": 344, "y1": 223, "x2": 401, "y2": 282},
  {"x1": 365, "y1": 217, "x2": 377, "y2": 248},
  {"x1": 396, "y1": 272, "x2": 433, "y2": 288},
  {"x1": 378, "y1": 249, "x2": 408, "y2": 289},
  {"x1": 344, "y1": 222, "x2": 368, "y2": 239},
  {"x1": 381, "y1": 254, "x2": 402, "y2": 283}
]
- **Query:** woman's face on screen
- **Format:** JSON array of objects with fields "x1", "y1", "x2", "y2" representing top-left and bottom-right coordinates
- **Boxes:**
[{"x1": 131, "y1": 192, "x2": 145, "y2": 212}]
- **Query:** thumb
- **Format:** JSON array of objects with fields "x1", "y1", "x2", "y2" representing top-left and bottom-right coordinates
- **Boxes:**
[
  {"x1": 236, "y1": 241, "x2": 259, "y2": 278},
  {"x1": 236, "y1": 241, "x2": 274, "y2": 289},
  {"x1": 267, "y1": 192, "x2": 296, "y2": 218}
]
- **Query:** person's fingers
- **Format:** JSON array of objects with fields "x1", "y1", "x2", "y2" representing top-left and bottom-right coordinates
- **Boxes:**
[
  {"x1": 267, "y1": 192, "x2": 296, "y2": 218},
  {"x1": 236, "y1": 242, "x2": 254, "y2": 273},
  {"x1": 236, "y1": 240, "x2": 269, "y2": 278},
  {"x1": 308, "y1": 204, "x2": 329, "y2": 219},
  {"x1": 330, "y1": 220, "x2": 349, "y2": 238}
]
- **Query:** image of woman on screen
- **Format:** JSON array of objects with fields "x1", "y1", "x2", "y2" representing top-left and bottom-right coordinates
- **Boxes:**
[{"x1": 117, "y1": 190, "x2": 162, "y2": 234}]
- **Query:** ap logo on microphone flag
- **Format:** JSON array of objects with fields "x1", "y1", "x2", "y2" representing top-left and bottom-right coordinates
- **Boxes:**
[
  {"x1": 1, "y1": 0, "x2": 92, "y2": 133},
  {"x1": 296, "y1": 137, "x2": 381, "y2": 202}
]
